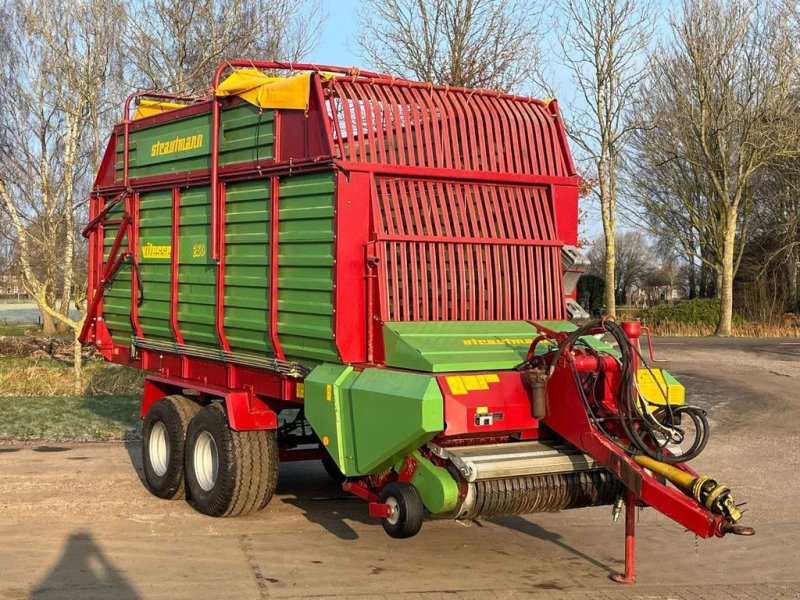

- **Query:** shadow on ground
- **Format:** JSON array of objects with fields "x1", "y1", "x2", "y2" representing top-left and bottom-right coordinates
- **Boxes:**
[
  {"x1": 491, "y1": 515, "x2": 619, "y2": 576},
  {"x1": 30, "y1": 531, "x2": 139, "y2": 599},
  {"x1": 278, "y1": 461, "x2": 374, "y2": 541}
]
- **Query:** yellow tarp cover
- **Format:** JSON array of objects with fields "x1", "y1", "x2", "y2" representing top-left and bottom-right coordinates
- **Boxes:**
[
  {"x1": 133, "y1": 99, "x2": 188, "y2": 120},
  {"x1": 216, "y1": 69, "x2": 313, "y2": 110}
]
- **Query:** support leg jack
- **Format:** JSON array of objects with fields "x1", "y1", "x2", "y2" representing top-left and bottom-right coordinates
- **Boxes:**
[{"x1": 611, "y1": 489, "x2": 636, "y2": 584}]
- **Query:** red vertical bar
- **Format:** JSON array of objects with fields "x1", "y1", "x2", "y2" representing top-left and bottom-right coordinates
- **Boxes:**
[
  {"x1": 384, "y1": 85, "x2": 407, "y2": 165},
  {"x1": 87, "y1": 196, "x2": 97, "y2": 301},
  {"x1": 395, "y1": 86, "x2": 418, "y2": 166},
  {"x1": 210, "y1": 96, "x2": 221, "y2": 260},
  {"x1": 406, "y1": 86, "x2": 432, "y2": 167},
  {"x1": 313, "y1": 74, "x2": 337, "y2": 157},
  {"x1": 431, "y1": 90, "x2": 454, "y2": 169},
  {"x1": 327, "y1": 95, "x2": 347, "y2": 158},
  {"x1": 339, "y1": 86, "x2": 357, "y2": 163},
  {"x1": 269, "y1": 176, "x2": 285, "y2": 359},
  {"x1": 458, "y1": 92, "x2": 482, "y2": 171},
  {"x1": 534, "y1": 246, "x2": 544, "y2": 319},
  {"x1": 361, "y1": 89, "x2": 379, "y2": 164},
  {"x1": 214, "y1": 182, "x2": 230, "y2": 351},
  {"x1": 377, "y1": 243, "x2": 391, "y2": 321},
  {"x1": 348, "y1": 84, "x2": 368, "y2": 164},
  {"x1": 482, "y1": 94, "x2": 503, "y2": 172},
  {"x1": 170, "y1": 188, "x2": 184, "y2": 345},
  {"x1": 128, "y1": 192, "x2": 143, "y2": 338},
  {"x1": 506, "y1": 99, "x2": 531, "y2": 174},
  {"x1": 611, "y1": 489, "x2": 637, "y2": 584},
  {"x1": 548, "y1": 99, "x2": 578, "y2": 176}
]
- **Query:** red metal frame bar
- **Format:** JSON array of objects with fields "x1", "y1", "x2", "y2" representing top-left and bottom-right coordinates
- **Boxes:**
[
  {"x1": 268, "y1": 176, "x2": 284, "y2": 360},
  {"x1": 169, "y1": 188, "x2": 184, "y2": 344},
  {"x1": 214, "y1": 182, "x2": 231, "y2": 351},
  {"x1": 79, "y1": 215, "x2": 131, "y2": 343},
  {"x1": 610, "y1": 489, "x2": 637, "y2": 584}
]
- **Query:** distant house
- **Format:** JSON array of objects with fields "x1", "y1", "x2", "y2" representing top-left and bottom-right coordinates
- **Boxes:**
[
  {"x1": 0, "y1": 274, "x2": 29, "y2": 299},
  {"x1": 630, "y1": 285, "x2": 680, "y2": 308}
]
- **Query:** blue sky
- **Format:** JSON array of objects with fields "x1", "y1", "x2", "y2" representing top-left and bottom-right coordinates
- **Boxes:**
[{"x1": 308, "y1": 0, "x2": 361, "y2": 67}]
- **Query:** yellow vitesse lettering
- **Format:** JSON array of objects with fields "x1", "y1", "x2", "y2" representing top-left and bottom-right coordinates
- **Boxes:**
[{"x1": 141, "y1": 242, "x2": 171, "y2": 260}]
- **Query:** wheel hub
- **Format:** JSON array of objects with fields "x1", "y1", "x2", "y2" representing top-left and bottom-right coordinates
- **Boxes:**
[
  {"x1": 385, "y1": 496, "x2": 400, "y2": 525},
  {"x1": 194, "y1": 430, "x2": 219, "y2": 492},
  {"x1": 149, "y1": 421, "x2": 170, "y2": 477}
]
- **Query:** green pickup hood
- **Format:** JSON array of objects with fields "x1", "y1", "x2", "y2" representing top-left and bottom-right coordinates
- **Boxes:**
[{"x1": 382, "y1": 320, "x2": 581, "y2": 372}]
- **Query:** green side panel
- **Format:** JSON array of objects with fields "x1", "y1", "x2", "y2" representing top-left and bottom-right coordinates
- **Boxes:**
[
  {"x1": 102, "y1": 200, "x2": 133, "y2": 345},
  {"x1": 137, "y1": 190, "x2": 173, "y2": 341},
  {"x1": 223, "y1": 180, "x2": 273, "y2": 355},
  {"x1": 404, "y1": 450, "x2": 459, "y2": 514},
  {"x1": 305, "y1": 366, "x2": 445, "y2": 477},
  {"x1": 348, "y1": 369, "x2": 443, "y2": 474},
  {"x1": 116, "y1": 104, "x2": 274, "y2": 179},
  {"x1": 304, "y1": 363, "x2": 357, "y2": 474},
  {"x1": 177, "y1": 187, "x2": 216, "y2": 346},
  {"x1": 277, "y1": 172, "x2": 338, "y2": 363},
  {"x1": 118, "y1": 113, "x2": 211, "y2": 179},
  {"x1": 218, "y1": 103, "x2": 275, "y2": 166}
]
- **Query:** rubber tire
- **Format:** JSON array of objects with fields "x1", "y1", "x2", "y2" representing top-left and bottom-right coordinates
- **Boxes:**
[
  {"x1": 141, "y1": 395, "x2": 200, "y2": 500},
  {"x1": 321, "y1": 453, "x2": 347, "y2": 484},
  {"x1": 184, "y1": 403, "x2": 279, "y2": 517},
  {"x1": 379, "y1": 482, "x2": 424, "y2": 539}
]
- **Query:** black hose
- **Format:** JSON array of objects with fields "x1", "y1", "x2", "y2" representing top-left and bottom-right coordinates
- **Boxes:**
[{"x1": 553, "y1": 319, "x2": 709, "y2": 464}]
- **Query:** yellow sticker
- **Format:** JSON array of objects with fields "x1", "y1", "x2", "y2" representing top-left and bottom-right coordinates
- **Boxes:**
[
  {"x1": 462, "y1": 375, "x2": 487, "y2": 391},
  {"x1": 484, "y1": 373, "x2": 500, "y2": 383},
  {"x1": 446, "y1": 376, "x2": 468, "y2": 396},
  {"x1": 326, "y1": 384, "x2": 332, "y2": 401},
  {"x1": 296, "y1": 383, "x2": 305, "y2": 399},
  {"x1": 476, "y1": 406, "x2": 489, "y2": 414}
]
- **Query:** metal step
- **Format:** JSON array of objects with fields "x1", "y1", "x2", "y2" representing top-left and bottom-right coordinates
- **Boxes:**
[{"x1": 429, "y1": 440, "x2": 602, "y2": 483}]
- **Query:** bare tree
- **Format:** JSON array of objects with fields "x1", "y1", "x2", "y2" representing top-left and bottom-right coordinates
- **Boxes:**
[
  {"x1": 627, "y1": 0, "x2": 800, "y2": 335},
  {"x1": 126, "y1": 0, "x2": 323, "y2": 94},
  {"x1": 545, "y1": 0, "x2": 655, "y2": 318},
  {"x1": 0, "y1": 0, "x2": 126, "y2": 388},
  {"x1": 587, "y1": 230, "x2": 653, "y2": 306},
  {"x1": 356, "y1": 0, "x2": 541, "y2": 90}
]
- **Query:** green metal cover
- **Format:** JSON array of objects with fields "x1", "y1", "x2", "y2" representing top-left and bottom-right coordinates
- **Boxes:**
[
  {"x1": 305, "y1": 365, "x2": 444, "y2": 476},
  {"x1": 381, "y1": 320, "x2": 617, "y2": 372},
  {"x1": 382, "y1": 321, "x2": 555, "y2": 372}
]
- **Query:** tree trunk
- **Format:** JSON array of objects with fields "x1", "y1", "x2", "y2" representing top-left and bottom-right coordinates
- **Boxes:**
[
  {"x1": 604, "y1": 234, "x2": 616, "y2": 316},
  {"x1": 38, "y1": 302, "x2": 57, "y2": 336},
  {"x1": 715, "y1": 221, "x2": 736, "y2": 336},
  {"x1": 73, "y1": 333, "x2": 83, "y2": 395},
  {"x1": 788, "y1": 246, "x2": 798, "y2": 313}
]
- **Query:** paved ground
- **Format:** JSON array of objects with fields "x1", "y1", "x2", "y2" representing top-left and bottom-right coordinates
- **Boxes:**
[{"x1": 1, "y1": 337, "x2": 799, "y2": 599}]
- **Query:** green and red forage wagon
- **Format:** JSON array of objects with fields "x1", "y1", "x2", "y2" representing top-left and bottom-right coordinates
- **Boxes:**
[{"x1": 81, "y1": 61, "x2": 752, "y2": 582}]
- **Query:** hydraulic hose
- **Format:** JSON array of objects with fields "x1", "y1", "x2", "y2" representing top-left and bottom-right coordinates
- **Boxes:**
[{"x1": 551, "y1": 319, "x2": 709, "y2": 464}]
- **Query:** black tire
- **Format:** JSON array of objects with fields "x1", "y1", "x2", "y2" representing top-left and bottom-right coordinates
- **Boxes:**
[
  {"x1": 184, "y1": 403, "x2": 279, "y2": 517},
  {"x1": 379, "y1": 482, "x2": 424, "y2": 539},
  {"x1": 321, "y1": 453, "x2": 347, "y2": 484},
  {"x1": 141, "y1": 395, "x2": 200, "y2": 500}
]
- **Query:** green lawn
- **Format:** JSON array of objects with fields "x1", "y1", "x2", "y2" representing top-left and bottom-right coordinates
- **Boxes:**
[
  {"x1": 0, "y1": 394, "x2": 140, "y2": 442},
  {"x1": 0, "y1": 324, "x2": 39, "y2": 336}
]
